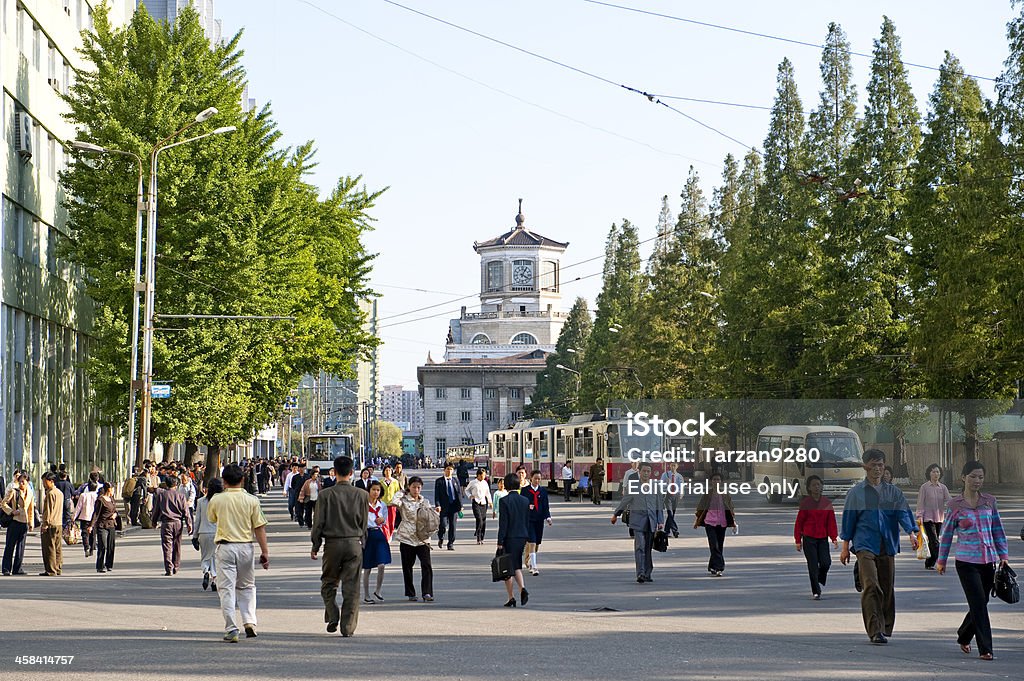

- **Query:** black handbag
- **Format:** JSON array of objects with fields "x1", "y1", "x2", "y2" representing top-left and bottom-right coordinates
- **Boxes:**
[
  {"x1": 0, "y1": 510, "x2": 11, "y2": 528},
  {"x1": 993, "y1": 564, "x2": 1019, "y2": 605},
  {"x1": 491, "y1": 550, "x2": 514, "y2": 582},
  {"x1": 652, "y1": 530, "x2": 669, "y2": 553}
]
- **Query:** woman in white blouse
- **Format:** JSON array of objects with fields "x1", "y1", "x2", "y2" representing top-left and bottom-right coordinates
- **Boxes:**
[
  {"x1": 389, "y1": 476, "x2": 435, "y2": 602},
  {"x1": 73, "y1": 482, "x2": 100, "y2": 558},
  {"x1": 363, "y1": 480, "x2": 392, "y2": 603}
]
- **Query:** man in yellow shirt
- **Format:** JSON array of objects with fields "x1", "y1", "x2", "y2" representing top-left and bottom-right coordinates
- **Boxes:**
[{"x1": 207, "y1": 464, "x2": 269, "y2": 643}]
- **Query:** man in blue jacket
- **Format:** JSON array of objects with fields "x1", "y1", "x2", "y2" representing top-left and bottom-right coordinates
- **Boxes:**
[
  {"x1": 520, "y1": 471, "x2": 553, "y2": 576},
  {"x1": 839, "y1": 449, "x2": 918, "y2": 645},
  {"x1": 497, "y1": 473, "x2": 531, "y2": 607}
]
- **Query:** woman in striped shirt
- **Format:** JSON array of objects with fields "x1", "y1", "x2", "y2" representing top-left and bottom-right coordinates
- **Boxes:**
[{"x1": 935, "y1": 460, "x2": 1010, "y2": 661}]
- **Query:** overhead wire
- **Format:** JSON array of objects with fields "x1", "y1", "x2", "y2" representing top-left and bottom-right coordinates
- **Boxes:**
[{"x1": 579, "y1": 0, "x2": 999, "y2": 83}]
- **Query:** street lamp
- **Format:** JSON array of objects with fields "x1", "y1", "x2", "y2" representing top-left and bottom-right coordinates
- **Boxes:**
[
  {"x1": 556, "y1": 364, "x2": 582, "y2": 410},
  {"x1": 137, "y1": 109, "x2": 234, "y2": 464},
  {"x1": 608, "y1": 322, "x2": 622, "y2": 334},
  {"x1": 71, "y1": 141, "x2": 145, "y2": 469}
]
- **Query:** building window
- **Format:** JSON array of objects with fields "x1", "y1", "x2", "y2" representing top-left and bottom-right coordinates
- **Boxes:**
[
  {"x1": 511, "y1": 411, "x2": 521, "y2": 422},
  {"x1": 460, "y1": 388, "x2": 471, "y2": 399},
  {"x1": 435, "y1": 439, "x2": 446, "y2": 457},
  {"x1": 484, "y1": 388, "x2": 496, "y2": 399},
  {"x1": 511, "y1": 259, "x2": 533, "y2": 291},
  {"x1": 486, "y1": 260, "x2": 503, "y2": 292},
  {"x1": 470, "y1": 333, "x2": 490, "y2": 344},
  {"x1": 461, "y1": 411, "x2": 471, "y2": 422},
  {"x1": 540, "y1": 260, "x2": 559, "y2": 291},
  {"x1": 434, "y1": 387, "x2": 446, "y2": 399},
  {"x1": 510, "y1": 332, "x2": 537, "y2": 345},
  {"x1": 485, "y1": 410, "x2": 495, "y2": 422},
  {"x1": 47, "y1": 136, "x2": 56, "y2": 179},
  {"x1": 32, "y1": 23, "x2": 40, "y2": 70},
  {"x1": 16, "y1": 5, "x2": 24, "y2": 51},
  {"x1": 435, "y1": 411, "x2": 446, "y2": 422},
  {"x1": 461, "y1": 437, "x2": 473, "y2": 446}
]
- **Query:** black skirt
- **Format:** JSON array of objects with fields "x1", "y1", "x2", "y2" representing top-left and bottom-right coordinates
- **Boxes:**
[{"x1": 502, "y1": 537, "x2": 527, "y2": 572}]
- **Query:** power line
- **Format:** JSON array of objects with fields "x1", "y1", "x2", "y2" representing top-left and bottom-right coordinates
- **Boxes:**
[
  {"x1": 377, "y1": 0, "x2": 750, "y2": 148},
  {"x1": 292, "y1": 0, "x2": 716, "y2": 163},
  {"x1": 580, "y1": 0, "x2": 998, "y2": 83}
]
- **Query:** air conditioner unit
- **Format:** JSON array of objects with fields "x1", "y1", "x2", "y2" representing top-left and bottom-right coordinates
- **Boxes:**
[{"x1": 14, "y1": 111, "x2": 33, "y2": 159}]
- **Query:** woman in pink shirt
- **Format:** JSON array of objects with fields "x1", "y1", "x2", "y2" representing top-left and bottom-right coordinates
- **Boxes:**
[
  {"x1": 694, "y1": 471, "x2": 738, "y2": 577},
  {"x1": 916, "y1": 463, "x2": 951, "y2": 570}
]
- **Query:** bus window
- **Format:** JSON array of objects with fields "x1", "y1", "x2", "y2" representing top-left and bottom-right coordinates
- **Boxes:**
[{"x1": 807, "y1": 433, "x2": 861, "y2": 466}]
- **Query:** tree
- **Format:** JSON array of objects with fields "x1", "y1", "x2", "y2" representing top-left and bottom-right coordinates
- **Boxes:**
[
  {"x1": 373, "y1": 421, "x2": 404, "y2": 458},
  {"x1": 908, "y1": 52, "x2": 1016, "y2": 458},
  {"x1": 61, "y1": 5, "x2": 379, "y2": 467},
  {"x1": 529, "y1": 297, "x2": 593, "y2": 419}
]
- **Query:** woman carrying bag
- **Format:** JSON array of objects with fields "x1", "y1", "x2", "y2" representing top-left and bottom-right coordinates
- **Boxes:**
[
  {"x1": 694, "y1": 471, "x2": 738, "y2": 577},
  {"x1": 87, "y1": 483, "x2": 121, "y2": 573},
  {"x1": 390, "y1": 476, "x2": 436, "y2": 602},
  {"x1": 935, "y1": 461, "x2": 1010, "y2": 661},
  {"x1": 73, "y1": 482, "x2": 100, "y2": 558}
]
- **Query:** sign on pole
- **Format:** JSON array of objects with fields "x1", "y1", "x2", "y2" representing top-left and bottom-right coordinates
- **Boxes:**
[{"x1": 151, "y1": 384, "x2": 171, "y2": 399}]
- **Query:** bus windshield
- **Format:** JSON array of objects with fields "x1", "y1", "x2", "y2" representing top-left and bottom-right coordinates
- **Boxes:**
[{"x1": 806, "y1": 433, "x2": 861, "y2": 466}]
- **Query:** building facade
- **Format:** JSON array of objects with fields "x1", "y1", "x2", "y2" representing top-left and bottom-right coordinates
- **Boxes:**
[
  {"x1": 1, "y1": 0, "x2": 134, "y2": 486},
  {"x1": 137, "y1": 0, "x2": 221, "y2": 42},
  {"x1": 418, "y1": 203, "x2": 568, "y2": 461},
  {"x1": 380, "y1": 383, "x2": 423, "y2": 434}
]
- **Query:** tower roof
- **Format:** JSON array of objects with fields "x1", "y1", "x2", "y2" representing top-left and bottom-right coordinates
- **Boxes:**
[{"x1": 473, "y1": 199, "x2": 569, "y2": 252}]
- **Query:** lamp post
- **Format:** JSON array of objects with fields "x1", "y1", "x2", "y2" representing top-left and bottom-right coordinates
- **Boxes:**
[
  {"x1": 556, "y1": 364, "x2": 582, "y2": 411},
  {"x1": 70, "y1": 142, "x2": 144, "y2": 469},
  {"x1": 139, "y1": 119, "x2": 236, "y2": 462}
]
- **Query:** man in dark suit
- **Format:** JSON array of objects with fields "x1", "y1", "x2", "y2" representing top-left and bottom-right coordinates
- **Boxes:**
[
  {"x1": 497, "y1": 473, "x2": 531, "y2": 606},
  {"x1": 612, "y1": 462, "x2": 665, "y2": 583},
  {"x1": 589, "y1": 459, "x2": 605, "y2": 505},
  {"x1": 311, "y1": 456, "x2": 367, "y2": 638},
  {"x1": 521, "y1": 471, "x2": 553, "y2": 576},
  {"x1": 433, "y1": 464, "x2": 462, "y2": 550}
]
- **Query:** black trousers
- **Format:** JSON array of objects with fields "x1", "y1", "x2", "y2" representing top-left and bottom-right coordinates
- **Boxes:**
[
  {"x1": 399, "y1": 543, "x2": 433, "y2": 597},
  {"x1": 95, "y1": 526, "x2": 116, "y2": 570},
  {"x1": 301, "y1": 500, "x2": 316, "y2": 528},
  {"x1": 1, "y1": 520, "x2": 27, "y2": 573},
  {"x1": 80, "y1": 520, "x2": 96, "y2": 555},
  {"x1": 257, "y1": 476, "x2": 268, "y2": 495},
  {"x1": 563, "y1": 480, "x2": 572, "y2": 501},
  {"x1": 955, "y1": 560, "x2": 996, "y2": 655},
  {"x1": 665, "y1": 496, "x2": 680, "y2": 536},
  {"x1": 704, "y1": 525, "x2": 726, "y2": 572},
  {"x1": 129, "y1": 496, "x2": 142, "y2": 525},
  {"x1": 438, "y1": 510, "x2": 458, "y2": 547},
  {"x1": 801, "y1": 536, "x2": 831, "y2": 595},
  {"x1": 471, "y1": 501, "x2": 487, "y2": 541},
  {"x1": 923, "y1": 521, "x2": 940, "y2": 569}
]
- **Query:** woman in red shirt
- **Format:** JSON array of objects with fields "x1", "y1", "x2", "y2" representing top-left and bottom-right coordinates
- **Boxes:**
[{"x1": 794, "y1": 475, "x2": 838, "y2": 600}]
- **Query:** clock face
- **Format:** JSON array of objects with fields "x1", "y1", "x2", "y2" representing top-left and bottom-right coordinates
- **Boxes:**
[{"x1": 513, "y1": 263, "x2": 533, "y2": 285}]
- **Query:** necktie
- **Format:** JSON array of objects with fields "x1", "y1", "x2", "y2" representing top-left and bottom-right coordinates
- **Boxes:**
[{"x1": 448, "y1": 479, "x2": 454, "y2": 501}]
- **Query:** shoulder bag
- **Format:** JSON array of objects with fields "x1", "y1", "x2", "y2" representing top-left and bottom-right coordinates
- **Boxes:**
[{"x1": 993, "y1": 564, "x2": 1019, "y2": 605}]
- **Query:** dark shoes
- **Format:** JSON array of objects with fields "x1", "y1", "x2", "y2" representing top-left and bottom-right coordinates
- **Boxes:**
[
  {"x1": 520, "y1": 588, "x2": 529, "y2": 606},
  {"x1": 446, "y1": 545, "x2": 454, "y2": 551},
  {"x1": 504, "y1": 598, "x2": 517, "y2": 607},
  {"x1": 203, "y1": 572, "x2": 211, "y2": 590},
  {"x1": 870, "y1": 634, "x2": 888, "y2": 645},
  {"x1": 38, "y1": 572, "x2": 54, "y2": 576},
  {"x1": 637, "y1": 575, "x2": 652, "y2": 583},
  {"x1": 165, "y1": 570, "x2": 172, "y2": 576},
  {"x1": 326, "y1": 621, "x2": 339, "y2": 633},
  {"x1": 244, "y1": 626, "x2": 257, "y2": 639},
  {"x1": 97, "y1": 568, "x2": 107, "y2": 573}
]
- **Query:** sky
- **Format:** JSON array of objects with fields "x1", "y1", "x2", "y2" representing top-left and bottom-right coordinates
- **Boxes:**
[{"x1": 214, "y1": 0, "x2": 1017, "y2": 390}]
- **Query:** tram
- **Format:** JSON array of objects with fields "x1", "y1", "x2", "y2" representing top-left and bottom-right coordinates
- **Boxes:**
[
  {"x1": 444, "y1": 443, "x2": 490, "y2": 472},
  {"x1": 306, "y1": 433, "x2": 355, "y2": 467},
  {"x1": 487, "y1": 414, "x2": 694, "y2": 497}
]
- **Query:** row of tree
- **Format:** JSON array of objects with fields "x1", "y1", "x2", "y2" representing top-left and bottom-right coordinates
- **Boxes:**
[
  {"x1": 61, "y1": 6, "x2": 380, "y2": 469},
  {"x1": 530, "y1": 14, "x2": 1024, "y2": 459}
]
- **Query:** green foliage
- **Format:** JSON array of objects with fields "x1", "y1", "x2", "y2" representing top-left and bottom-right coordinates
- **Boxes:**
[
  {"x1": 60, "y1": 5, "x2": 379, "y2": 451},
  {"x1": 374, "y1": 421, "x2": 404, "y2": 457},
  {"x1": 528, "y1": 297, "x2": 592, "y2": 419}
]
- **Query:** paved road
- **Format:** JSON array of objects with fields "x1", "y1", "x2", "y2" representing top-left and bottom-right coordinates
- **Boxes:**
[{"x1": 2, "y1": 474, "x2": 1023, "y2": 681}]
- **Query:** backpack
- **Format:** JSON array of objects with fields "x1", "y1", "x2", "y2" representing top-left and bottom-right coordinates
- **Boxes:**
[
  {"x1": 415, "y1": 504, "x2": 440, "y2": 542},
  {"x1": 122, "y1": 477, "x2": 137, "y2": 501},
  {"x1": 132, "y1": 477, "x2": 148, "y2": 501}
]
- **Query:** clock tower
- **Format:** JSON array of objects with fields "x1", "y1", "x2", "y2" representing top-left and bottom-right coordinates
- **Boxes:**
[{"x1": 445, "y1": 201, "x2": 569, "y2": 358}]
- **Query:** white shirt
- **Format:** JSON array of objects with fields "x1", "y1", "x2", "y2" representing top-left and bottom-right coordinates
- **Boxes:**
[
  {"x1": 308, "y1": 479, "x2": 320, "y2": 501},
  {"x1": 367, "y1": 499, "x2": 387, "y2": 529},
  {"x1": 561, "y1": 465, "x2": 573, "y2": 480},
  {"x1": 283, "y1": 471, "x2": 296, "y2": 495},
  {"x1": 466, "y1": 479, "x2": 491, "y2": 505},
  {"x1": 661, "y1": 470, "x2": 684, "y2": 497}
]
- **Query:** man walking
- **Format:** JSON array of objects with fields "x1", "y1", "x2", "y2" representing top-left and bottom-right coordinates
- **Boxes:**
[
  {"x1": 839, "y1": 449, "x2": 918, "y2": 645},
  {"x1": 151, "y1": 476, "x2": 193, "y2": 575},
  {"x1": 310, "y1": 456, "x2": 367, "y2": 637},
  {"x1": 434, "y1": 464, "x2": 462, "y2": 550},
  {"x1": 39, "y1": 473, "x2": 64, "y2": 576},
  {"x1": 661, "y1": 462, "x2": 684, "y2": 538},
  {"x1": 612, "y1": 462, "x2": 665, "y2": 583},
  {"x1": 561, "y1": 461, "x2": 574, "y2": 502},
  {"x1": 465, "y1": 468, "x2": 492, "y2": 544},
  {"x1": 589, "y1": 459, "x2": 605, "y2": 504},
  {"x1": 207, "y1": 464, "x2": 269, "y2": 643}
]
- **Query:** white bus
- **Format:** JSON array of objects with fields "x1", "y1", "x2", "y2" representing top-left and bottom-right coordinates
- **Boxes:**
[{"x1": 753, "y1": 425, "x2": 864, "y2": 502}]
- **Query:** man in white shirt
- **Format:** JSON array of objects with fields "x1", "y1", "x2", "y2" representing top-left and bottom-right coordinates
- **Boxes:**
[
  {"x1": 660, "y1": 462, "x2": 684, "y2": 538},
  {"x1": 621, "y1": 461, "x2": 640, "y2": 499},
  {"x1": 561, "y1": 462, "x2": 574, "y2": 502},
  {"x1": 465, "y1": 469, "x2": 492, "y2": 544}
]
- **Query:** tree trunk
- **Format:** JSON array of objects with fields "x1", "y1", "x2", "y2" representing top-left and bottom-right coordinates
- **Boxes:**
[
  {"x1": 204, "y1": 443, "x2": 221, "y2": 485},
  {"x1": 162, "y1": 440, "x2": 174, "y2": 463},
  {"x1": 963, "y1": 407, "x2": 979, "y2": 461},
  {"x1": 185, "y1": 440, "x2": 200, "y2": 466},
  {"x1": 892, "y1": 428, "x2": 908, "y2": 480}
]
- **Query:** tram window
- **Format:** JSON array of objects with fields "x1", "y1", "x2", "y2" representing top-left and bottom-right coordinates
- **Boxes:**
[{"x1": 606, "y1": 426, "x2": 622, "y2": 458}]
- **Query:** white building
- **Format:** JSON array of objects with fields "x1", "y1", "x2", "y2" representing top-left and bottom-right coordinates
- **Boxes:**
[
  {"x1": 1, "y1": 0, "x2": 135, "y2": 485},
  {"x1": 137, "y1": 0, "x2": 221, "y2": 43},
  {"x1": 418, "y1": 202, "x2": 568, "y2": 461},
  {"x1": 380, "y1": 384, "x2": 423, "y2": 434}
]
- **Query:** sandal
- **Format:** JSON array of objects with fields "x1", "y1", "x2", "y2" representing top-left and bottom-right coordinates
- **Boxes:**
[
  {"x1": 959, "y1": 643, "x2": 971, "y2": 654},
  {"x1": 979, "y1": 653, "x2": 994, "y2": 661}
]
